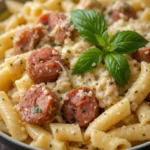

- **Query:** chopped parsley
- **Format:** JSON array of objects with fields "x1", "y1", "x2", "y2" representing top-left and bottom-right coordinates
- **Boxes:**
[
  {"x1": 20, "y1": 47, "x2": 24, "y2": 51},
  {"x1": 38, "y1": 58, "x2": 42, "y2": 61},
  {"x1": 67, "y1": 50, "x2": 71, "y2": 53},
  {"x1": 35, "y1": 41, "x2": 40, "y2": 47},
  {"x1": 33, "y1": 105, "x2": 42, "y2": 114},
  {"x1": 51, "y1": 42, "x2": 56, "y2": 47},
  {"x1": 20, "y1": 60, "x2": 23, "y2": 65},
  {"x1": 49, "y1": 144, "x2": 52, "y2": 148},
  {"x1": 82, "y1": 109, "x2": 86, "y2": 113}
]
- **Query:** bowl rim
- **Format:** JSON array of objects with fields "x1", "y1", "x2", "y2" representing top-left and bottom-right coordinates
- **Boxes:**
[
  {"x1": 0, "y1": 132, "x2": 41, "y2": 150},
  {"x1": 0, "y1": 132, "x2": 150, "y2": 150}
]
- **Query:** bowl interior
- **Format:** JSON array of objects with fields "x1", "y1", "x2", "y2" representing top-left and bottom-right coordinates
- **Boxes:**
[{"x1": 0, "y1": 132, "x2": 150, "y2": 150}]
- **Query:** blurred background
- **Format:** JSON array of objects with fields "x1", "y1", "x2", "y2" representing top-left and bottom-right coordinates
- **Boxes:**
[{"x1": 0, "y1": 0, "x2": 30, "y2": 21}]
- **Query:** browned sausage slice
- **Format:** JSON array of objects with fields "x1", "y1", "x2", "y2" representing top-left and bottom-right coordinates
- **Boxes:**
[
  {"x1": 13, "y1": 25, "x2": 44, "y2": 55},
  {"x1": 27, "y1": 47, "x2": 63, "y2": 83},
  {"x1": 132, "y1": 47, "x2": 150, "y2": 63},
  {"x1": 38, "y1": 12, "x2": 71, "y2": 45},
  {"x1": 108, "y1": 2, "x2": 136, "y2": 22},
  {"x1": 19, "y1": 84, "x2": 58, "y2": 125},
  {"x1": 62, "y1": 87, "x2": 100, "y2": 128}
]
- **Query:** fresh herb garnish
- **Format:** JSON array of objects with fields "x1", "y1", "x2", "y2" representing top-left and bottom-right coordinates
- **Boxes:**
[
  {"x1": 71, "y1": 9, "x2": 108, "y2": 45},
  {"x1": 33, "y1": 105, "x2": 42, "y2": 114},
  {"x1": 82, "y1": 109, "x2": 86, "y2": 113},
  {"x1": 49, "y1": 144, "x2": 52, "y2": 148},
  {"x1": 72, "y1": 48, "x2": 102, "y2": 74},
  {"x1": 104, "y1": 53, "x2": 130, "y2": 86},
  {"x1": 71, "y1": 9, "x2": 148, "y2": 86}
]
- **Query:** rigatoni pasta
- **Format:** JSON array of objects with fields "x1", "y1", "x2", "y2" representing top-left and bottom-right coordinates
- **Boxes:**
[
  {"x1": 15, "y1": 73, "x2": 34, "y2": 91},
  {"x1": 84, "y1": 99, "x2": 131, "y2": 140},
  {"x1": 0, "y1": 67, "x2": 12, "y2": 91},
  {"x1": 91, "y1": 129, "x2": 131, "y2": 150},
  {"x1": 136, "y1": 101, "x2": 150, "y2": 125},
  {"x1": 108, "y1": 123, "x2": 150, "y2": 141},
  {"x1": 0, "y1": 119, "x2": 9, "y2": 135},
  {"x1": 0, "y1": 91, "x2": 28, "y2": 141},
  {"x1": 50, "y1": 123, "x2": 83, "y2": 142},
  {"x1": 26, "y1": 124, "x2": 67, "y2": 150},
  {"x1": 123, "y1": 62, "x2": 150, "y2": 111}
]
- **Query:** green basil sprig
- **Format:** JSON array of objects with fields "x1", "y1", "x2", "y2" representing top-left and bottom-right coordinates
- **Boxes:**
[
  {"x1": 72, "y1": 48, "x2": 103, "y2": 74},
  {"x1": 104, "y1": 54, "x2": 130, "y2": 86},
  {"x1": 71, "y1": 9, "x2": 108, "y2": 45},
  {"x1": 71, "y1": 9, "x2": 148, "y2": 86}
]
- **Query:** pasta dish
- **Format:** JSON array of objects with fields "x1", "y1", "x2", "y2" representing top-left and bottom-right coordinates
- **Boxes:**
[{"x1": 0, "y1": 0, "x2": 150, "y2": 150}]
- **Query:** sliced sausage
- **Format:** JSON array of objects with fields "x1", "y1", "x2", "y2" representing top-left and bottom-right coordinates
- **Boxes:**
[
  {"x1": 108, "y1": 2, "x2": 136, "y2": 22},
  {"x1": 132, "y1": 47, "x2": 150, "y2": 63},
  {"x1": 19, "y1": 84, "x2": 58, "y2": 125},
  {"x1": 38, "y1": 12, "x2": 72, "y2": 45},
  {"x1": 27, "y1": 47, "x2": 63, "y2": 83},
  {"x1": 62, "y1": 87, "x2": 100, "y2": 128},
  {"x1": 13, "y1": 25, "x2": 44, "y2": 55}
]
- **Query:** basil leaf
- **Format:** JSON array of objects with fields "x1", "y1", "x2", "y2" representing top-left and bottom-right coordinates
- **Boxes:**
[
  {"x1": 33, "y1": 105, "x2": 42, "y2": 114},
  {"x1": 107, "y1": 43, "x2": 118, "y2": 52},
  {"x1": 110, "y1": 31, "x2": 148, "y2": 54},
  {"x1": 71, "y1": 9, "x2": 108, "y2": 45},
  {"x1": 72, "y1": 48, "x2": 102, "y2": 74},
  {"x1": 104, "y1": 53, "x2": 130, "y2": 86},
  {"x1": 95, "y1": 34, "x2": 106, "y2": 47},
  {"x1": 102, "y1": 31, "x2": 109, "y2": 43}
]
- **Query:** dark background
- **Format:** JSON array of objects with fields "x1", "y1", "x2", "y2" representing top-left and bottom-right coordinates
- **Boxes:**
[{"x1": 0, "y1": 144, "x2": 10, "y2": 150}]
